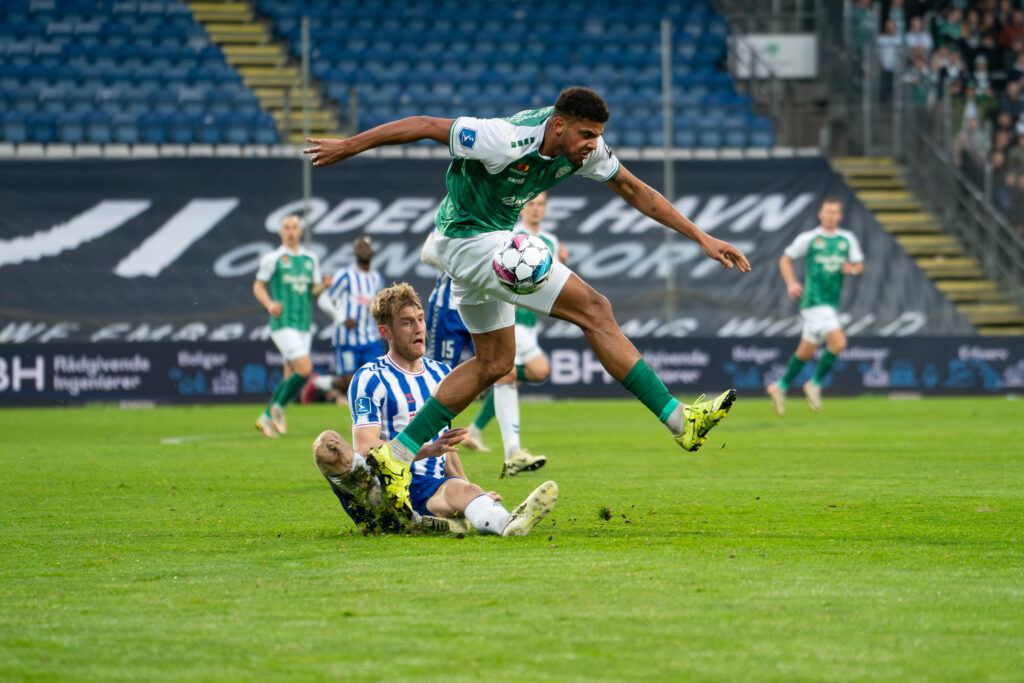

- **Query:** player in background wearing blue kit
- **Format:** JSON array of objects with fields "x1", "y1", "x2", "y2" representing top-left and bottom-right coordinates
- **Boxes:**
[
  {"x1": 309, "y1": 236, "x2": 385, "y2": 406},
  {"x1": 312, "y1": 283, "x2": 557, "y2": 536}
]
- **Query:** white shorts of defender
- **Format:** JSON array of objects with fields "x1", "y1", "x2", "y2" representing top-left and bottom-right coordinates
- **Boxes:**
[
  {"x1": 270, "y1": 328, "x2": 312, "y2": 361},
  {"x1": 435, "y1": 231, "x2": 572, "y2": 335},
  {"x1": 800, "y1": 305, "x2": 842, "y2": 345}
]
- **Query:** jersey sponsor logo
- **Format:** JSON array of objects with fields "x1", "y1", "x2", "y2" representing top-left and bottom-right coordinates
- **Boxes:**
[
  {"x1": 305, "y1": 260, "x2": 313, "y2": 269},
  {"x1": 506, "y1": 176, "x2": 525, "y2": 184},
  {"x1": 516, "y1": 163, "x2": 530, "y2": 172},
  {"x1": 556, "y1": 166, "x2": 572, "y2": 179},
  {"x1": 839, "y1": 241, "x2": 848, "y2": 251},
  {"x1": 500, "y1": 192, "x2": 538, "y2": 208},
  {"x1": 458, "y1": 128, "x2": 477, "y2": 149},
  {"x1": 813, "y1": 238, "x2": 824, "y2": 247},
  {"x1": 354, "y1": 396, "x2": 372, "y2": 415},
  {"x1": 510, "y1": 137, "x2": 535, "y2": 149}
]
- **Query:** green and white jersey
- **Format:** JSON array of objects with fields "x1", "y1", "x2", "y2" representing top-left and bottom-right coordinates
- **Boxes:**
[
  {"x1": 255, "y1": 245, "x2": 322, "y2": 332},
  {"x1": 513, "y1": 224, "x2": 560, "y2": 328},
  {"x1": 437, "y1": 106, "x2": 620, "y2": 238},
  {"x1": 784, "y1": 227, "x2": 864, "y2": 309}
]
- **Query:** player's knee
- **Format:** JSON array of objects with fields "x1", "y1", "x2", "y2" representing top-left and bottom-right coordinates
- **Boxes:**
[
  {"x1": 312, "y1": 429, "x2": 352, "y2": 475},
  {"x1": 579, "y1": 290, "x2": 614, "y2": 332},
  {"x1": 479, "y1": 356, "x2": 514, "y2": 384},
  {"x1": 829, "y1": 336, "x2": 847, "y2": 354}
]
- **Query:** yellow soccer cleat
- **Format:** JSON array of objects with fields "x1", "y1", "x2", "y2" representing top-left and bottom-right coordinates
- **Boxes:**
[
  {"x1": 365, "y1": 442, "x2": 413, "y2": 516},
  {"x1": 674, "y1": 388, "x2": 737, "y2": 452},
  {"x1": 504, "y1": 449, "x2": 547, "y2": 477}
]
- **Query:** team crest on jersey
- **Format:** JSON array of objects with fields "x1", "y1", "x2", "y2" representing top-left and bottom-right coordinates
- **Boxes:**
[
  {"x1": 556, "y1": 166, "x2": 572, "y2": 178},
  {"x1": 814, "y1": 238, "x2": 824, "y2": 247},
  {"x1": 516, "y1": 163, "x2": 530, "y2": 172},
  {"x1": 354, "y1": 396, "x2": 372, "y2": 416},
  {"x1": 459, "y1": 128, "x2": 477, "y2": 149}
]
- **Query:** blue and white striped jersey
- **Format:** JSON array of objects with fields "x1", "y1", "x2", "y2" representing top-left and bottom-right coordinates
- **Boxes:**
[
  {"x1": 348, "y1": 354, "x2": 453, "y2": 480},
  {"x1": 427, "y1": 272, "x2": 458, "y2": 313},
  {"x1": 323, "y1": 265, "x2": 385, "y2": 348}
]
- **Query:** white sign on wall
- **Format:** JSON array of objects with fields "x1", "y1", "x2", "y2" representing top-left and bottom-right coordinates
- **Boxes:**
[{"x1": 732, "y1": 34, "x2": 818, "y2": 79}]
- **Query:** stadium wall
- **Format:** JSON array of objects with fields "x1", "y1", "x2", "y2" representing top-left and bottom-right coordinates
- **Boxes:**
[
  {"x1": 0, "y1": 156, "x2": 972, "y2": 345},
  {"x1": 2, "y1": 337, "x2": 1023, "y2": 406}
]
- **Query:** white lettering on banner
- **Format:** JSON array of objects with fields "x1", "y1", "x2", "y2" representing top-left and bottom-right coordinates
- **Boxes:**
[
  {"x1": 694, "y1": 195, "x2": 760, "y2": 232},
  {"x1": 542, "y1": 197, "x2": 588, "y2": 232},
  {"x1": 0, "y1": 355, "x2": 45, "y2": 391},
  {"x1": 0, "y1": 322, "x2": 47, "y2": 344},
  {"x1": 39, "y1": 322, "x2": 79, "y2": 343},
  {"x1": 731, "y1": 346, "x2": 781, "y2": 364},
  {"x1": 114, "y1": 199, "x2": 239, "y2": 277},
  {"x1": 53, "y1": 354, "x2": 151, "y2": 374},
  {"x1": 730, "y1": 193, "x2": 816, "y2": 232},
  {"x1": 958, "y1": 345, "x2": 1009, "y2": 361},
  {"x1": 366, "y1": 198, "x2": 436, "y2": 234},
  {"x1": 878, "y1": 312, "x2": 926, "y2": 336},
  {"x1": 578, "y1": 198, "x2": 637, "y2": 234},
  {"x1": 208, "y1": 324, "x2": 245, "y2": 341},
  {"x1": 214, "y1": 241, "x2": 275, "y2": 277},
  {"x1": 265, "y1": 198, "x2": 329, "y2": 233},
  {"x1": 53, "y1": 374, "x2": 143, "y2": 396},
  {"x1": 630, "y1": 242, "x2": 702, "y2": 279},
  {"x1": 248, "y1": 325, "x2": 272, "y2": 341},
  {"x1": 126, "y1": 324, "x2": 175, "y2": 342},
  {"x1": 313, "y1": 199, "x2": 382, "y2": 234},
  {"x1": 0, "y1": 200, "x2": 151, "y2": 269},
  {"x1": 171, "y1": 324, "x2": 208, "y2": 342},
  {"x1": 411, "y1": 203, "x2": 442, "y2": 233},
  {"x1": 840, "y1": 347, "x2": 890, "y2": 361},
  {"x1": 576, "y1": 243, "x2": 646, "y2": 279},
  {"x1": 845, "y1": 314, "x2": 877, "y2": 337},
  {"x1": 178, "y1": 350, "x2": 228, "y2": 369},
  {"x1": 643, "y1": 348, "x2": 711, "y2": 368},
  {"x1": 688, "y1": 241, "x2": 756, "y2": 278},
  {"x1": 91, "y1": 323, "x2": 132, "y2": 342},
  {"x1": 629, "y1": 197, "x2": 700, "y2": 235},
  {"x1": 549, "y1": 349, "x2": 614, "y2": 385}
]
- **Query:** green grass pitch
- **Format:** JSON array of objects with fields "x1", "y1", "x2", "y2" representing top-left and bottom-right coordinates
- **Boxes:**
[{"x1": 2, "y1": 396, "x2": 1022, "y2": 681}]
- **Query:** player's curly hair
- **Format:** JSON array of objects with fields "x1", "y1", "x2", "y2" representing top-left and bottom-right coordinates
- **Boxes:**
[
  {"x1": 370, "y1": 282, "x2": 422, "y2": 328},
  {"x1": 554, "y1": 87, "x2": 610, "y2": 123}
]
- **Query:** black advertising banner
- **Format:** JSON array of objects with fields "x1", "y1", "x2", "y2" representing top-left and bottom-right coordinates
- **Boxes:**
[
  {"x1": 0, "y1": 156, "x2": 973, "y2": 345},
  {"x1": 2, "y1": 338, "x2": 1022, "y2": 406}
]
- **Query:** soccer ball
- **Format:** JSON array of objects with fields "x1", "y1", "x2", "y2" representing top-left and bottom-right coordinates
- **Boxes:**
[{"x1": 492, "y1": 234, "x2": 553, "y2": 295}]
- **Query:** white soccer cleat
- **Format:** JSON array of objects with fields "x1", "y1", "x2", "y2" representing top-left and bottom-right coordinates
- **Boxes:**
[
  {"x1": 502, "y1": 480, "x2": 558, "y2": 537},
  {"x1": 803, "y1": 382, "x2": 822, "y2": 412},
  {"x1": 766, "y1": 383, "x2": 786, "y2": 416},
  {"x1": 462, "y1": 428, "x2": 490, "y2": 452},
  {"x1": 269, "y1": 403, "x2": 287, "y2": 434},
  {"x1": 504, "y1": 449, "x2": 547, "y2": 476},
  {"x1": 255, "y1": 413, "x2": 277, "y2": 438}
]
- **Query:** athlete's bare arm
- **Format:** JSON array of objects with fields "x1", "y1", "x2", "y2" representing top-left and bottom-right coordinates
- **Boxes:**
[
  {"x1": 606, "y1": 164, "x2": 751, "y2": 272},
  {"x1": 303, "y1": 117, "x2": 454, "y2": 167}
]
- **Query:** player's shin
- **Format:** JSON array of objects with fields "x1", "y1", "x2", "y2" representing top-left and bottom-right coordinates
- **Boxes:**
[
  {"x1": 493, "y1": 383, "x2": 521, "y2": 457},
  {"x1": 811, "y1": 350, "x2": 837, "y2": 385},
  {"x1": 621, "y1": 358, "x2": 679, "y2": 430},
  {"x1": 463, "y1": 493, "x2": 511, "y2": 535},
  {"x1": 393, "y1": 396, "x2": 458, "y2": 462},
  {"x1": 777, "y1": 355, "x2": 807, "y2": 390}
]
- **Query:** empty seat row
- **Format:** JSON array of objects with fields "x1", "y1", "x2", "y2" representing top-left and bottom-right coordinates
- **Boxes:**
[{"x1": 0, "y1": 111, "x2": 280, "y2": 145}]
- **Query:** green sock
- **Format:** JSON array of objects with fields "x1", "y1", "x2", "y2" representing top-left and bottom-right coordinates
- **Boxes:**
[
  {"x1": 621, "y1": 359, "x2": 679, "y2": 424},
  {"x1": 777, "y1": 355, "x2": 806, "y2": 390},
  {"x1": 279, "y1": 373, "x2": 308, "y2": 406},
  {"x1": 515, "y1": 365, "x2": 528, "y2": 382},
  {"x1": 265, "y1": 379, "x2": 287, "y2": 414},
  {"x1": 472, "y1": 391, "x2": 495, "y2": 430},
  {"x1": 811, "y1": 350, "x2": 837, "y2": 385},
  {"x1": 396, "y1": 396, "x2": 458, "y2": 453}
]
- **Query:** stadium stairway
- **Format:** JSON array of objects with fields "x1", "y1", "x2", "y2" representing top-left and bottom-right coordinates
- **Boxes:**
[
  {"x1": 834, "y1": 156, "x2": 1024, "y2": 336},
  {"x1": 187, "y1": 0, "x2": 340, "y2": 143}
]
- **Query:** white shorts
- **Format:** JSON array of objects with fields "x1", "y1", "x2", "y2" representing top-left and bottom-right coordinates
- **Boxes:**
[
  {"x1": 435, "y1": 231, "x2": 572, "y2": 334},
  {"x1": 800, "y1": 305, "x2": 842, "y2": 345},
  {"x1": 514, "y1": 324, "x2": 543, "y2": 365},
  {"x1": 270, "y1": 328, "x2": 312, "y2": 361}
]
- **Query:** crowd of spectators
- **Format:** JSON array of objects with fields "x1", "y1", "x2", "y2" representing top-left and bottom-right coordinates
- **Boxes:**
[{"x1": 853, "y1": 0, "x2": 1024, "y2": 233}]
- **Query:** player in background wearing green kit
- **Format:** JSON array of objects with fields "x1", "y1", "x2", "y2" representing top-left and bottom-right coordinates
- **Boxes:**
[
  {"x1": 252, "y1": 215, "x2": 332, "y2": 437},
  {"x1": 303, "y1": 88, "x2": 750, "y2": 516},
  {"x1": 465, "y1": 192, "x2": 565, "y2": 476},
  {"x1": 767, "y1": 198, "x2": 864, "y2": 415}
]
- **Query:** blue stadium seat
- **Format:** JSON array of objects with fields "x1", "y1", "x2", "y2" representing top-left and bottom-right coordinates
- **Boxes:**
[
  {"x1": 219, "y1": 112, "x2": 250, "y2": 144},
  {"x1": 138, "y1": 112, "x2": 166, "y2": 143},
  {"x1": 27, "y1": 112, "x2": 56, "y2": 142},
  {"x1": 166, "y1": 112, "x2": 194, "y2": 144},
  {"x1": 1, "y1": 112, "x2": 29, "y2": 143},
  {"x1": 57, "y1": 112, "x2": 85, "y2": 143},
  {"x1": 85, "y1": 110, "x2": 112, "y2": 144}
]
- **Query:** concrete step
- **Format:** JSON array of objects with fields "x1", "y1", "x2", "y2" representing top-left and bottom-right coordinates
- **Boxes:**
[
  {"x1": 862, "y1": 198, "x2": 924, "y2": 212},
  {"x1": 845, "y1": 177, "x2": 907, "y2": 190},
  {"x1": 189, "y1": 2, "x2": 253, "y2": 21},
  {"x1": 833, "y1": 156, "x2": 896, "y2": 167},
  {"x1": 855, "y1": 189, "x2": 915, "y2": 201},
  {"x1": 916, "y1": 256, "x2": 985, "y2": 279},
  {"x1": 894, "y1": 234, "x2": 962, "y2": 256},
  {"x1": 206, "y1": 23, "x2": 270, "y2": 42},
  {"x1": 956, "y1": 303, "x2": 1024, "y2": 324},
  {"x1": 979, "y1": 325, "x2": 1024, "y2": 335},
  {"x1": 242, "y1": 72, "x2": 301, "y2": 88},
  {"x1": 223, "y1": 45, "x2": 285, "y2": 67},
  {"x1": 272, "y1": 110, "x2": 337, "y2": 127},
  {"x1": 877, "y1": 211, "x2": 943, "y2": 234}
]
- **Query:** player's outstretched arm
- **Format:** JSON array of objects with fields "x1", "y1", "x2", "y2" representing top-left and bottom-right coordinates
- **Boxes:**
[
  {"x1": 303, "y1": 116, "x2": 454, "y2": 167},
  {"x1": 778, "y1": 254, "x2": 803, "y2": 299},
  {"x1": 606, "y1": 164, "x2": 751, "y2": 272}
]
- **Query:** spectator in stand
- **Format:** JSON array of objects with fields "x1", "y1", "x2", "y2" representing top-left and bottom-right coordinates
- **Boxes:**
[
  {"x1": 995, "y1": 110, "x2": 1015, "y2": 138},
  {"x1": 993, "y1": 128, "x2": 1013, "y2": 156},
  {"x1": 953, "y1": 116, "x2": 989, "y2": 182},
  {"x1": 888, "y1": 0, "x2": 907, "y2": 34},
  {"x1": 997, "y1": 171, "x2": 1016, "y2": 213},
  {"x1": 906, "y1": 51, "x2": 937, "y2": 115},
  {"x1": 955, "y1": 81, "x2": 995, "y2": 130},
  {"x1": 850, "y1": 0, "x2": 877, "y2": 57},
  {"x1": 962, "y1": 8, "x2": 984, "y2": 58},
  {"x1": 990, "y1": 148, "x2": 1007, "y2": 195},
  {"x1": 971, "y1": 56, "x2": 994, "y2": 98},
  {"x1": 999, "y1": 8, "x2": 1024, "y2": 51},
  {"x1": 877, "y1": 18, "x2": 904, "y2": 99},
  {"x1": 905, "y1": 15, "x2": 935, "y2": 58},
  {"x1": 998, "y1": 78, "x2": 1024, "y2": 121},
  {"x1": 1006, "y1": 132, "x2": 1024, "y2": 176},
  {"x1": 936, "y1": 7, "x2": 964, "y2": 48},
  {"x1": 1011, "y1": 174, "x2": 1024, "y2": 232},
  {"x1": 1008, "y1": 50, "x2": 1024, "y2": 83}
]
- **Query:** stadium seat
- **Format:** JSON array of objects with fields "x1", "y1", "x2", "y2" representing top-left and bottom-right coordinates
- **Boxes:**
[
  {"x1": 85, "y1": 111, "x2": 113, "y2": 144},
  {"x1": 1, "y1": 111, "x2": 29, "y2": 143},
  {"x1": 56, "y1": 112, "x2": 85, "y2": 143}
]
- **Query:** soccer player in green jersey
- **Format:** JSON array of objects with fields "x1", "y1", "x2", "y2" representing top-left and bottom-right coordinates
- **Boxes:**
[
  {"x1": 303, "y1": 87, "x2": 750, "y2": 515},
  {"x1": 252, "y1": 215, "x2": 332, "y2": 437},
  {"x1": 767, "y1": 198, "x2": 864, "y2": 415}
]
